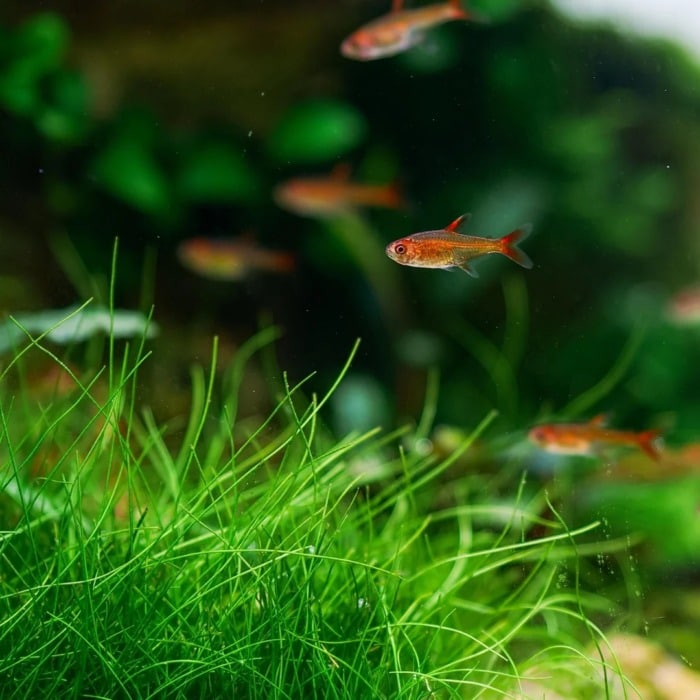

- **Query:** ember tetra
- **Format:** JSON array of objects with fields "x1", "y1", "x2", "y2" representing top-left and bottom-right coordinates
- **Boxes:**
[{"x1": 385, "y1": 213, "x2": 533, "y2": 277}]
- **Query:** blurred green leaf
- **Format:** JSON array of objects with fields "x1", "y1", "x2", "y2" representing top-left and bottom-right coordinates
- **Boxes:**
[
  {"x1": 472, "y1": 0, "x2": 522, "y2": 22},
  {"x1": 177, "y1": 142, "x2": 260, "y2": 203},
  {"x1": 36, "y1": 71, "x2": 90, "y2": 142},
  {"x1": 579, "y1": 477, "x2": 700, "y2": 570},
  {"x1": 15, "y1": 13, "x2": 69, "y2": 73},
  {"x1": 0, "y1": 66, "x2": 39, "y2": 114},
  {"x1": 0, "y1": 14, "x2": 83, "y2": 129},
  {"x1": 546, "y1": 115, "x2": 620, "y2": 173},
  {"x1": 92, "y1": 139, "x2": 170, "y2": 216},
  {"x1": 268, "y1": 99, "x2": 367, "y2": 164},
  {"x1": 0, "y1": 14, "x2": 70, "y2": 115}
]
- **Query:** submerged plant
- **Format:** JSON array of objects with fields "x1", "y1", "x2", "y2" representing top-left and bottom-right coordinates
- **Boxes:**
[{"x1": 0, "y1": 303, "x2": 633, "y2": 699}]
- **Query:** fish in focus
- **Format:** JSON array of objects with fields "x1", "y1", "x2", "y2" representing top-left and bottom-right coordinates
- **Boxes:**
[
  {"x1": 385, "y1": 213, "x2": 533, "y2": 276},
  {"x1": 274, "y1": 165, "x2": 403, "y2": 218},
  {"x1": 528, "y1": 415, "x2": 662, "y2": 461},
  {"x1": 341, "y1": 0, "x2": 474, "y2": 61},
  {"x1": 177, "y1": 237, "x2": 295, "y2": 280}
]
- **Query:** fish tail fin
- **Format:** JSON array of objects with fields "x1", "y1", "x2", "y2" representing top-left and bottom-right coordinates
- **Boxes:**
[
  {"x1": 638, "y1": 430, "x2": 663, "y2": 461},
  {"x1": 374, "y1": 181, "x2": 404, "y2": 210},
  {"x1": 500, "y1": 224, "x2": 534, "y2": 269}
]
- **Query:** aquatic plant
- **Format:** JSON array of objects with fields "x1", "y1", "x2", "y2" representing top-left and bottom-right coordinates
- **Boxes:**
[
  {"x1": 0, "y1": 294, "x2": 633, "y2": 698},
  {"x1": 2, "y1": 2, "x2": 700, "y2": 696}
]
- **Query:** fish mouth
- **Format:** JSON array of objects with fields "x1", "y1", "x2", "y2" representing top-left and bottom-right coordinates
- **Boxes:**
[{"x1": 340, "y1": 37, "x2": 360, "y2": 58}]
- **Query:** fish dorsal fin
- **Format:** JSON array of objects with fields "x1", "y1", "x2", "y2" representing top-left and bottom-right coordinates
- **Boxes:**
[
  {"x1": 392, "y1": 0, "x2": 404, "y2": 12},
  {"x1": 588, "y1": 414, "x2": 609, "y2": 428},
  {"x1": 331, "y1": 163, "x2": 352, "y2": 181},
  {"x1": 445, "y1": 213, "x2": 471, "y2": 234}
]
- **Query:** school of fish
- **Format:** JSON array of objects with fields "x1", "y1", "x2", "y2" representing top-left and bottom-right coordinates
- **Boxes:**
[{"x1": 175, "y1": 0, "x2": 680, "y2": 468}]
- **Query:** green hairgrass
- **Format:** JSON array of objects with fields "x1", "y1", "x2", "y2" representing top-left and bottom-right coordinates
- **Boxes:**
[
  {"x1": 0, "y1": 311, "x2": 635, "y2": 697},
  {"x1": 561, "y1": 324, "x2": 647, "y2": 419}
]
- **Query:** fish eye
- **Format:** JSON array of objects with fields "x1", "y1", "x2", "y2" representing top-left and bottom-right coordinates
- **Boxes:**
[{"x1": 394, "y1": 243, "x2": 406, "y2": 255}]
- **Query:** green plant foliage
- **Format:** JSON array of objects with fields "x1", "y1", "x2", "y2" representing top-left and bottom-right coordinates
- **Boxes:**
[
  {"x1": 472, "y1": 0, "x2": 523, "y2": 22},
  {"x1": 267, "y1": 99, "x2": 368, "y2": 164},
  {"x1": 0, "y1": 14, "x2": 69, "y2": 113},
  {"x1": 0, "y1": 327, "x2": 627, "y2": 699},
  {"x1": 176, "y1": 141, "x2": 261, "y2": 203},
  {"x1": 0, "y1": 13, "x2": 88, "y2": 142},
  {"x1": 35, "y1": 70, "x2": 89, "y2": 142},
  {"x1": 2, "y1": 1, "x2": 700, "y2": 686},
  {"x1": 92, "y1": 137, "x2": 171, "y2": 216},
  {"x1": 578, "y1": 477, "x2": 700, "y2": 569}
]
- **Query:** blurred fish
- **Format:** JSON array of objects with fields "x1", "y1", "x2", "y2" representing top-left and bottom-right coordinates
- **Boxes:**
[
  {"x1": 27, "y1": 362, "x2": 79, "y2": 400},
  {"x1": 177, "y1": 237, "x2": 295, "y2": 280},
  {"x1": 667, "y1": 285, "x2": 700, "y2": 325},
  {"x1": 607, "y1": 441, "x2": 700, "y2": 481},
  {"x1": 341, "y1": 0, "x2": 474, "y2": 61},
  {"x1": 385, "y1": 213, "x2": 533, "y2": 276},
  {"x1": 274, "y1": 165, "x2": 402, "y2": 218},
  {"x1": 528, "y1": 415, "x2": 662, "y2": 461}
]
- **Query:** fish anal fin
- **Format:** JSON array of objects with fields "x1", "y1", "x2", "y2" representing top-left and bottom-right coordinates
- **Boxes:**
[{"x1": 445, "y1": 212, "x2": 472, "y2": 234}]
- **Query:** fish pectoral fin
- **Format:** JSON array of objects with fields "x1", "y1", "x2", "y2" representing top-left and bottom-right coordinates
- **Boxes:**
[
  {"x1": 455, "y1": 260, "x2": 479, "y2": 277},
  {"x1": 445, "y1": 213, "x2": 472, "y2": 234},
  {"x1": 452, "y1": 249, "x2": 479, "y2": 277}
]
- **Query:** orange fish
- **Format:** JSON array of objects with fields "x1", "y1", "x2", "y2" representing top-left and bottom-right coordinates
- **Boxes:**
[
  {"x1": 274, "y1": 165, "x2": 402, "y2": 218},
  {"x1": 341, "y1": 0, "x2": 474, "y2": 61},
  {"x1": 177, "y1": 237, "x2": 294, "y2": 280},
  {"x1": 385, "y1": 214, "x2": 533, "y2": 276},
  {"x1": 667, "y1": 285, "x2": 700, "y2": 325},
  {"x1": 528, "y1": 415, "x2": 662, "y2": 461}
]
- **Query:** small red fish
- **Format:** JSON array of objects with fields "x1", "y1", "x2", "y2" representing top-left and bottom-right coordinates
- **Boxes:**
[
  {"x1": 528, "y1": 415, "x2": 662, "y2": 461},
  {"x1": 341, "y1": 0, "x2": 474, "y2": 61},
  {"x1": 385, "y1": 213, "x2": 533, "y2": 276},
  {"x1": 177, "y1": 237, "x2": 294, "y2": 280},
  {"x1": 274, "y1": 165, "x2": 402, "y2": 218}
]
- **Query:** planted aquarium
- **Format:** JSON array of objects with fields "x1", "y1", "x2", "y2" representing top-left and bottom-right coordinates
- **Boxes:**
[{"x1": 1, "y1": 0, "x2": 699, "y2": 697}]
